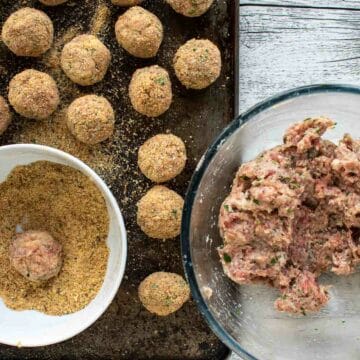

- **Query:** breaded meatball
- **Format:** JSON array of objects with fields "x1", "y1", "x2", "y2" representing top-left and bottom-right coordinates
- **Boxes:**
[
  {"x1": 1, "y1": 7, "x2": 54, "y2": 57},
  {"x1": 173, "y1": 38, "x2": 221, "y2": 89},
  {"x1": 166, "y1": 0, "x2": 214, "y2": 17},
  {"x1": 111, "y1": 0, "x2": 142, "y2": 5},
  {"x1": 138, "y1": 272, "x2": 190, "y2": 316},
  {"x1": 9, "y1": 231, "x2": 62, "y2": 282},
  {"x1": 67, "y1": 95, "x2": 115, "y2": 145},
  {"x1": 61, "y1": 34, "x2": 111, "y2": 86},
  {"x1": 129, "y1": 65, "x2": 172, "y2": 117},
  {"x1": 138, "y1": 134, "x2": 187, "y2": 183},
  {"x1": 39, "y1": 0, "x2": 68, "y2": 5},
  {"x1": 115, "y1": 6, "x2": 163, "y2": 58},
  {"x1": 8, "y1": 69, "x2": 60, "y2": 120},
  {"x1": 0, "y1": 96, "x2": 11, "y2": 135},
  {"x1": 137, "y1": 185, "x2": 184, "y2": 239}
]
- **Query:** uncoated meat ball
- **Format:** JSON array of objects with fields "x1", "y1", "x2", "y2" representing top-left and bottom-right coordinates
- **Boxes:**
[{"x1": 9, "y1": 231, "x2": 63, "y2": 282}]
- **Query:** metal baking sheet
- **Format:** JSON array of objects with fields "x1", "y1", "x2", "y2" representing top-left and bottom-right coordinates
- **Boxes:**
[{"x1": 0, "y1": 0, "x2": 236, "y2": 358}]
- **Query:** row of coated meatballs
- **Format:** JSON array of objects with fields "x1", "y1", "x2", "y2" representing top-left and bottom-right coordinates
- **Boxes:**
[
  {"x1": 0, "y1": 70, "x2": 114, "y2": 145},
  {"x1": 34, "y1": 0, "x2": 214, "y2": 18},
  {"x1": 2, "y1": 5, "x2": 220, "y2": 90},
  {"x1": 2, "y1": 5, "x2": 221, "y2": 89},
  {"x1": 1, "y1": 7, "x2": 221, "y2": 142}
]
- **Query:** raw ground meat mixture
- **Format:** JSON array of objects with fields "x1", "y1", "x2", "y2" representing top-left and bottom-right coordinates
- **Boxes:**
[{"x1": 218, "y1": 117, "x2": 360, "y2": 314}]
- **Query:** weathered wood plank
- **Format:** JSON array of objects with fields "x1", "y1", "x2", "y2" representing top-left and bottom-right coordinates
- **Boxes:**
[
  {"x1": 238, "y1": 5, "x2": 360, "y2": 113},
  {"x1": 242, "y1": 0, "x2": 360, "y2": 9}
]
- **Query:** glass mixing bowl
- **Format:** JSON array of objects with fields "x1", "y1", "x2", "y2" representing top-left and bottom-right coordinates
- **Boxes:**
[{"x1": 181, "y1": 84, "x2": 360, "y2": 360}]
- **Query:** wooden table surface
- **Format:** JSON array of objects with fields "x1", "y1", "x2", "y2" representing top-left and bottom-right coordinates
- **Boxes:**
[
  {"x1": 238, "y1": 0, "x2": 360, "y2": 114},
  {"x1": 233, "y1": 0, "x2": 359, "y2": 358}
]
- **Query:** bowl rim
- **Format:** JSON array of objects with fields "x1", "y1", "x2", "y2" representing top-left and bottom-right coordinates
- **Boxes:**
[
  {"x1": 0, "y1": 143, "x2": 127, "y2": 347},
  {"x1": 180, "y1": 83, "x2": 360, "y2": 359}
]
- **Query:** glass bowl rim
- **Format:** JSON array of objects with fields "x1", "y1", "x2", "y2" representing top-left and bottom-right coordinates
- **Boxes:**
[{"x1": 180, "y1": 83, "x2": 360, "y2": 359}]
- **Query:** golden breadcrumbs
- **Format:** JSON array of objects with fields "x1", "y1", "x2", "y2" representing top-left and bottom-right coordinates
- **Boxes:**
[
  {"x1": 15, "y1": 109, "x2": 115, "y2": 177},
  {"x1": 90, "y1": 1, "x2": 111, "y2": 36},
  {"x1": 0, "y1": 161, "x2": 109, "y2": 315}
]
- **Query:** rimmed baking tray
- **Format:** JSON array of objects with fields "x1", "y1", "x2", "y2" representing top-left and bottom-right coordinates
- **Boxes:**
[{"x1": 0, "y1": 0, "x2": 237, "y2": 358}]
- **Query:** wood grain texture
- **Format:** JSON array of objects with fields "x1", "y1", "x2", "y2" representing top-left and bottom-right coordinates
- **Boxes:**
[
  {"x1": 242, "y1": 0, "x2": 360, "y2": 9},
  {"x1": 238, "y1": 4, "x2": 360, "y2": 113}
]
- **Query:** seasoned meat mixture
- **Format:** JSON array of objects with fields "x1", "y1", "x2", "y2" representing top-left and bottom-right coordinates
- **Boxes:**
[{"x1": 218, "y1": 117, "x2": 360, "y2": 314}]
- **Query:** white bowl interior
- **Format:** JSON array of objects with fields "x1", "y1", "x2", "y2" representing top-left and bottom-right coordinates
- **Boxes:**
[
  {"x1": 0, "y1": 144, "x2": 127, "y2": 347},
  {"x1": 188, "y1": 89, "x2": 360, "y2": 360}
]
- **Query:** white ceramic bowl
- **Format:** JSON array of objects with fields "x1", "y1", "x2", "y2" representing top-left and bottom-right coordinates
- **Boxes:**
[{"x1": 0, "y1": 144, "x2": 127, "y2": 347}]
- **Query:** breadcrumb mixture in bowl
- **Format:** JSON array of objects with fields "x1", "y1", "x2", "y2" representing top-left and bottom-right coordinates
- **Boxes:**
[
  {"x1": 0, "y1": 161, "x2": 109, "y2": 315},
  {"x1": 0, "y1": 144, "x2": 127, "y2": 347}
]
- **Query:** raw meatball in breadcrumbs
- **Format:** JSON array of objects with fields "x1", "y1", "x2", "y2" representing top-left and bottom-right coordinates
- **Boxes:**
[
  {"x1": 139, "y1": 272, "x2": 190, "y2": 316},
  {"x1": 137, "y1": 186, "x2": 184, "y2": 239},
  {"x1": 0, "y1": 96, "x2": 11, "y2": 135},
  {"x1": 166, "y1": 0, "x2": 214, "y2": 17},
  {"x1": 39, "y1": 0, "x2": 68, "y2": 5},
  {"x1": 1, "y1": 7, "x2": 54, "y2": 57},
  {"x1": 129, "y1": 65, "x2": 172, "y2": 117},
  {"x1": 67, "y1": 95, "x2": 115, "y2": 145},
  {"x1": 111, "y1": 0, "x2": 142, "y2": 5},
  {"x1": 9, "y1": 231, "x2": 62, "y2": 282},
  {"x1": 8, "y1": 69, "x2": 59, "y2": 120},
  {"x1": 174, "y1": 38, "x2": 221, "y2": 89},
  {"x1": 115, "y1": 6, "x2": 163, "y2": 58},
  {"x1": 61, "y1": 34, "x2": 111, "y2": 86},
  {"x1": 138, "y1": 134, "x2": 187, "y2": 183}
]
